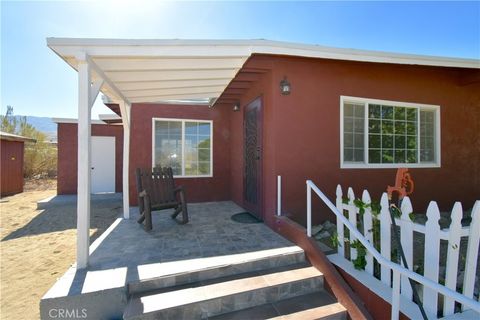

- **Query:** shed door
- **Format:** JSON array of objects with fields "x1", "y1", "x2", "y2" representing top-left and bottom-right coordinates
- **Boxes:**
[{"x1": 91, "y1": 136, "x2": 115, "y2": 193}]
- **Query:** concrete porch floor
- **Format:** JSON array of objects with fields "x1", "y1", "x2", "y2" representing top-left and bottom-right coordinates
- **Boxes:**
[{"x1": 40, "y1": 201, "x2": 301, "y2": 319}]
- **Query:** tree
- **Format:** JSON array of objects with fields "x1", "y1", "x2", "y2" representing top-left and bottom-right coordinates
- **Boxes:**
[
  {"x1": 1, "y1": 107, "x2": 57, "y2": 178},
  {"x1": 1, "y1": 105, "x2": 17, "y2": 133}
]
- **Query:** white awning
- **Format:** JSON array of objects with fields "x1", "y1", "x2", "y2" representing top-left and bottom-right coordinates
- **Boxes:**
[{"x1": 47, "y1": 38, "x2": 479, "y2": 105}]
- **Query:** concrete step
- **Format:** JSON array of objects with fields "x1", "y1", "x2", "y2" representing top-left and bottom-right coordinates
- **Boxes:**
[
  {"x1": 272, "y1": 303, "x2": 347, "y2": 320},
  {"x1": 210, "y1": 291, "x2": 347, "y2": 320},
  {"x1": 123, "y1": 265, "x2": 324, "y2": 320},
  {"x1": 128, "y1": 245, "x2": 305, "y2": 296}
]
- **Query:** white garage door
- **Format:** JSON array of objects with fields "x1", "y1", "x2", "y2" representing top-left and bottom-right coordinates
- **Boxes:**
[{"x1": 91, "y1": 136, "x2": 116, "y2": 193}]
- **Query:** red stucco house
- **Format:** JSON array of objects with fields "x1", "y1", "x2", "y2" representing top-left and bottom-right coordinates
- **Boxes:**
[
  {"x1": 45, "y1": 39, "x2": 480, "y2": 319},
  {"x1": 100, "y1": 51, "x2": 479, "y2": 228}
]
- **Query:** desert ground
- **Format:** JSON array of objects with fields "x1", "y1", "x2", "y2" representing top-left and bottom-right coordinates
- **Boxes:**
[{"x1": 0, "y1": 180, "x2": 121, "y2": 319}]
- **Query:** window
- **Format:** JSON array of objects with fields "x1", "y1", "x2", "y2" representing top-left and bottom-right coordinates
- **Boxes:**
[
  {"x1": 341, "y1": 96, "x2": 440, "y2": 168},
  {"x1": 153, "y1": 118, "x2": 212, "y2": 177}
]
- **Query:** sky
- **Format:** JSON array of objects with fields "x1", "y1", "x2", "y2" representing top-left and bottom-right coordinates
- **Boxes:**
[{"x1": 1, "y1": 1, "x2": 479, "y2": 120}]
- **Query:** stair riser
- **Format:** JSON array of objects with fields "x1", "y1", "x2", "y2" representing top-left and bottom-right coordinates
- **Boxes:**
[
  {"x1": 128, "y1": 251, "x2": 305, "y2": 295},
  {"x1": 318, "y1": 311, "x2": 347, "y2": 320},
  {"x1": 126, "y1": 276, "x2": 323, "y2": 320}
]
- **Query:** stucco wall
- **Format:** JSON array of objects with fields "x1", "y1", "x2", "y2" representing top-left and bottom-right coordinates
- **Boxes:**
[
  {"x1": 57, "y1": 123, "x2": 123, "y2": 194},
  {"x1": 229, "y1": 55, "x2": 480, "y2": 226},
  {"x1": 128, "y1": 103, "x2": 231, "y2": 206}
]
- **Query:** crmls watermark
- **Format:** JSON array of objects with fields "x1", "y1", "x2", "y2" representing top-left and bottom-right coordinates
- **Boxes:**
[{"x1": 48, "y1": 308, "x2": 88, "y2": 319}]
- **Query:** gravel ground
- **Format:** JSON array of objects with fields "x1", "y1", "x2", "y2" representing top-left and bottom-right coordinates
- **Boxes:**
[{"x1": 0, "y1": 182, "x2": 121, "y2": 320}]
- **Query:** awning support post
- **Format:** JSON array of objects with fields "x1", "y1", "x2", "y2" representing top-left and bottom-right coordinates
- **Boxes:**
[
  {"x1": 76, "y1": 53, "x2": 94, "y2": 269},
  {"x1": 119, "y1": 101, "x2": 131, "y2": 219}
]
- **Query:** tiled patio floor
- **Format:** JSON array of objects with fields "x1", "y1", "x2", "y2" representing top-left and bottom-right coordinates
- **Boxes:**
[
  {"x1": 41, "y1": 201, "x2": 300, "y2": 319},
  {"x1": 90, "y1": 201, "x2": 293, "y2": 274}
]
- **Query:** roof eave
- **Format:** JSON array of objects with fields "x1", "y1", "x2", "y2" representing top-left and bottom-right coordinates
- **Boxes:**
[{"x1": 47, "y1": 38, "x2": 479, "y2": 69}]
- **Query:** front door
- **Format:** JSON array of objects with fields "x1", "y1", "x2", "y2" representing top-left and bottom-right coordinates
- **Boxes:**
[
  {"x1": 91, "y1": 136, "x2": 116, "y2": 193},
  {"x1": 244, "y1": 97, "x2": 263, "y2": 219}
]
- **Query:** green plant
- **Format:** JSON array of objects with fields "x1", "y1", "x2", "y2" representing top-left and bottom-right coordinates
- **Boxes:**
[
  {"x1": 391, "y1": 248, "x2": 399, "y2": 263},
  {"x1": 353, "y1": 198, "x2": 368, "y2": 216},
  {"x1": 414, "y1": 259, "x2": 424, "y2": 275},
  {"x1": 0, "y1": 107, "x2": 57, "y2": 178},
  {"x1": 390, "y1": 205, "x2": 402, "y2": 218},
  {"x1": 370, "y1": 200, "x2": 381, "y2": 216},
  {"x1": 408, "y1": 212, "x2": 415, "y2": 222},
  {"x1": 351, "y1": 239, "x2": 367, "y2": 270},
  {"x1": 330, "y1": 231, "x2": 340, "y2": 249}
]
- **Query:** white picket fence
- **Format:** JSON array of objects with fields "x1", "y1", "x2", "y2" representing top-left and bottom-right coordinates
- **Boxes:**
[{"x1": 334, "y1": 184, "x2": 480, "y2": 317}]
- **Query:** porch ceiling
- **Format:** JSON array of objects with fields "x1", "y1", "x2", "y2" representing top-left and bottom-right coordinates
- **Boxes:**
[{"x1": 47, "y1": 38, "x2": 479, "y2": 106}]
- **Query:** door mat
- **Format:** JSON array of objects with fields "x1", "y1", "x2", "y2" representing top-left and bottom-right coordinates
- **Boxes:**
[{"x1": 231, "y1": 212, "x2": 262, "y2": 224}]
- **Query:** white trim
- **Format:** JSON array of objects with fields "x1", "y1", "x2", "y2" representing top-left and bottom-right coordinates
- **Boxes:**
[
  {"x1": 340, "y1": 96, "x2": 441, "y2": 169},
  {"x1": 98, "y1": 113, "x2": 122, "y2": 122},
  {"x1": 89, "y1": 79, "x2": 104, "y2": 108},
  {"x1": 47, "y1": 38, "x2": 479, "y2": 69},
  {"x1": 277, "y1": 175, "x2": 282, "y2": 216},
  {"x1": 341, "y1": 95, "x2": 441, "y2": 110},
  {"x1": 151, "y1": 117, "x2": 213, "y2": 178},
  {"x1": 52, "y1": 117, "x2": 108, "y2": 125}
]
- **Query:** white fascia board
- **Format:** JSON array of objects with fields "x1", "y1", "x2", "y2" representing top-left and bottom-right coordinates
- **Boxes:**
[
  {"x1": 128, "y1": 92, "x2": 222, "y2": 103},
  {"x1": 106, "y1": 69, "x2": 239, "y2": 83},
  {"x1": 123, "y1": 86, "x2": 227, "y2": 99},
  {"x1": 143, "y1": 99, "x2": 210, "y2": 106},
  {"x1": 92, "y1": 57, "x2": 247, "y2": 71},
  {"x1": 98, "y1": 113, "x2": 121, "y2": 121},
  {"x1": 48, "y1": 44, "x2": 252, "y2": 59},
  {"x1": 47, "y1": 38, "x2": 479, "y2": 69},
  {"x1": 52, "y1": 117, "x2": 108, "y2": 125},
  {"x1": 116, "y1": 79, "x2": 231, "y2": 91}
]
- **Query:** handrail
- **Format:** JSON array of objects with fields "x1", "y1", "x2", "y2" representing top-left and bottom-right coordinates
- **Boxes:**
[{"x1": 306, "y1": 180, "x2": 480, "y2": 319}]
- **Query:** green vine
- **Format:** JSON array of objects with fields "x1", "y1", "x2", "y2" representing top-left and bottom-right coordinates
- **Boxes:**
[
  {"x1": 390, "y1": 204, "x2": 402, "y2": 218},
  {"x1": 353, "y1": 198, "x2": 368, "y2": 216},
  {"x1": 330, "y1": 231, "x2": 340, "y2": 248},
  {"x1": 351, "y1": 239, "x2": 367, "y2": 270},
  {"x1": 370, "y1": 200, "x2": 381, "y2": 216},
  {"x1": 408, "y1": 212, "x2": 415, "y2": 222},
  {"x1": 349, "y1": 198, "x2": 383, "y2": 272}
]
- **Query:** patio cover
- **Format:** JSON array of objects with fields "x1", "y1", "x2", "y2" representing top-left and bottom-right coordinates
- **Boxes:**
[
  {"x1": 47, "y1": 38, "x2": 479, "y2": 105},
  {"x1": 46, "y1": 38, "x2": 479, "y2": 268}
]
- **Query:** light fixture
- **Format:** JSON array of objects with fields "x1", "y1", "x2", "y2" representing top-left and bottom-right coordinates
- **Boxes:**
[
  {"x1": 279, "y1": 76, "x2": 291, "y2": 95},
  {"x1": 233, "y1": 103, "x2": 240, "y2": 112}
]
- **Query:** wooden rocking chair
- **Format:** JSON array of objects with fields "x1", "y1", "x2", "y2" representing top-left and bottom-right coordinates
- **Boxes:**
[{"x1": 135, "y1": 167, "x2": 189, "y2": 231}]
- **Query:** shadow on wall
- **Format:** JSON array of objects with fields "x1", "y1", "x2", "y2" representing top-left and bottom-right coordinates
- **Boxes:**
[{"x1": 1, "y1": 194, "x2": 123, "y2": 242}]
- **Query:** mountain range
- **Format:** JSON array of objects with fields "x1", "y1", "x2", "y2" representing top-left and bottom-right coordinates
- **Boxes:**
[{"x1": 11, "y1": 115, "x2": 57, "y2": 142}]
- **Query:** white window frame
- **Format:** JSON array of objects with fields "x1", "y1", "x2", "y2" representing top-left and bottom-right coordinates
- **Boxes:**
[
  {"x1": 152, "y1": 117, "x2": 213, "y2": 178},
  {"x1": 340, "y1": 96, "x2": 441, "y2": 169}
]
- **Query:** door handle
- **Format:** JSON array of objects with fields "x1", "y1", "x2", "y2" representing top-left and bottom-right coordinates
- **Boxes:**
[{"x1": 91, "y1": 167, "x2": 95, "y2": 170}]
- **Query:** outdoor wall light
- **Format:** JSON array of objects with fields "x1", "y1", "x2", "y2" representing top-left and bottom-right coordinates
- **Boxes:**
[
  {"x1": 280, "y1": 77, "x2": 291, "y2": 95},
  {"x1": 233, "y1": 103, "x2": 240, "y2": 112}
]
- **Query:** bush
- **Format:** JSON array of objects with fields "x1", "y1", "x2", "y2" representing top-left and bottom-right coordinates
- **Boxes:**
[{"x1": 1, "y1": 106, "x2": 57, "y2": 178}]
